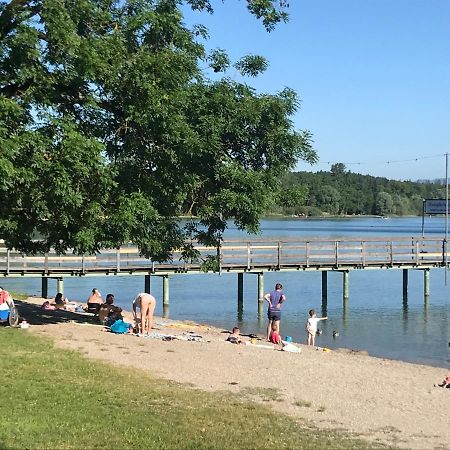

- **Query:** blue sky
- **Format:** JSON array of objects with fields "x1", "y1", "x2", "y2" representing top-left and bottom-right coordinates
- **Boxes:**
[{"x1": 183, "y1": 0, "x2": 450, "y2": 181}]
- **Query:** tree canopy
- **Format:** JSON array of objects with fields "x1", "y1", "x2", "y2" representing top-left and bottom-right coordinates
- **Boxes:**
[
  {"x1": 271, "y1": 167, "x2": 445, "y2": 217},
  {"x1": 0, "y1": 0, "x2": 316, "y2": 260}
]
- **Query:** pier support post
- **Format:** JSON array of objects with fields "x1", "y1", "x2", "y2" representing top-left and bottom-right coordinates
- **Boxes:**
[
  {"x1": 41, "y1": 277, "x2": 49, "y2": 299},
  {"x1": 402, "y1": 269, "x2": 408, "y2": 300},
  {"x1": 56, "y1": 277, "x2": 64, "y2": 295},
  {"x1": 342, "y1": 271, "x2": 349, "y2": 303},
  {"x1": 257, "y1": 273, "x2": 264, "y2": 312},
  {"x1": 321, "y1": 271, "x2": 328, "y2": 303},
  {"x1": 163, "y1": 276, "x2": 169, "y2": 307},
  {"x1": 423, "y1": 269, "x2": 430, "y2": 300},
  {"x1": 144, "y1": 275, "x2": 151, "y2": 294},
  {"x1": 237, "y1": 273, "x2": 244, "y2": 313}
]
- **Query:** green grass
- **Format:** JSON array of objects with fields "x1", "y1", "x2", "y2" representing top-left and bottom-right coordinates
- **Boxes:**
[
  {"x1": 0, "y1": 328, "x2": 384, "y2": 449},
  {"x1": 10, "y1": 291, "x2": 29, "y2": 300}
]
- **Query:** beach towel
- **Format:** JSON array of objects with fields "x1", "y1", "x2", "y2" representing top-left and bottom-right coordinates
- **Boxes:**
[{"x1": 110, "y1": 319, "x2": 131, "y2": 334}]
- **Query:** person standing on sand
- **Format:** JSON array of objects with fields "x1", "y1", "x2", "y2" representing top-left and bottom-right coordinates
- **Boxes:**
[
  {"x1": 306, "y1": 309, "x2": 327, "y2": 346},
  {"x1": 264, "y1": 283, "x2": 286, "y2": 341},
  {"x1": 132, "y1": 293, "x2": 156, "y2": 335}
]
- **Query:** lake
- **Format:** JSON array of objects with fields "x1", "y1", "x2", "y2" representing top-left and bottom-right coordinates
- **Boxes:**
[{"x1": 2, "y1": 216, "x2": 450, "y2": 368}]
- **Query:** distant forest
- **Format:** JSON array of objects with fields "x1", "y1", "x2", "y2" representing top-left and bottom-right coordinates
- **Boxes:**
[{"x1": 271, "y1": 163, "x2": 445, "y2": 217}]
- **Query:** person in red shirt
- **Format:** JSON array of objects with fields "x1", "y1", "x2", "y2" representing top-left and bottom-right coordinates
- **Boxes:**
[{"x1": 0, "y1": 286, "x2": 12, "y2": 306}]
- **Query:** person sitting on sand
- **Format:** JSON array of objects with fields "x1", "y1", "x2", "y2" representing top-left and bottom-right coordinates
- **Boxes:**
[
  {"x1": 306, "y1": 309, "x2": 327, "y2": 346},
  {"x1": 226, "y1": 327, "x2": 242, "y2": 344},
  {"x1": 132, "y1": 293, "x2": 156, "y2": 335},
  {"x1": 54, "y1": 292, "x2": 68, "y2": 309},
  {"x1": 435, "y1": 371, "x2": 450, "y2": 388},
  {"x1": 87, "y1": 288, "x2": 102, "y2": 314},
  {"x1": 269, "y1": 323, "x2": 281, "y2": 344},
  {"x1": 99, "y1": 294, "x2": 124, "y2": 327},
  {"x1": 0, "y1": 286, "x2": 13, "y2": 307}
]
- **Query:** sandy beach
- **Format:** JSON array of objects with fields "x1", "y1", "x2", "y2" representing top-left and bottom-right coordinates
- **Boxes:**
[{"x1": 16, "y1": 297, "x2": 450, "y2": 449}]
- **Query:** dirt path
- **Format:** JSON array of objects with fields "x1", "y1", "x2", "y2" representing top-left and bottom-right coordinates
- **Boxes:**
[{"x1": 18, "y1": 297, "x2": 450, "y2": 449}]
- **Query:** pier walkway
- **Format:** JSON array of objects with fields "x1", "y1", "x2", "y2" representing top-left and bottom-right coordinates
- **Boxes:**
[{"x1": 1, "y1": 236, "x2": 447, "y2": 307}]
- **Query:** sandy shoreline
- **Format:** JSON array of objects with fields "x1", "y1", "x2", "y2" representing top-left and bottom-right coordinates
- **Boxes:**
[{"x1": 14, "y1": 296, "x2": 450, "y2": 449}]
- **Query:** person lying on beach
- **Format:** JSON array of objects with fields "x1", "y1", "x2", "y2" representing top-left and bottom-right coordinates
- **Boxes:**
[
  {"x1": 226, "y1": 327, "x2": 242, "y2": 344},
  {"x1": 435, "y1": 371, "x2": 450, "y2": 388},
  {"x1": 132, "y1": 293, "x2": 156, "y2": 335},
  {"x1": 42, "y1": 300, "x2": 55, "y2": 310},
  {"x1": 306, "y1": 309, "x2": 328, "y2": 346}
]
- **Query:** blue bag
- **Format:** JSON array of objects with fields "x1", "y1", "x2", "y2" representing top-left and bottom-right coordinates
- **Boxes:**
[{"x1": 110, "y1": 319, "x2": 131, "y2": 334}]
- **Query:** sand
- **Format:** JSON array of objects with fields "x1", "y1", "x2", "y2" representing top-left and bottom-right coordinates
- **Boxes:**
[{"x1": 15, "y1": 297, "x2": 450, "y2": 449}]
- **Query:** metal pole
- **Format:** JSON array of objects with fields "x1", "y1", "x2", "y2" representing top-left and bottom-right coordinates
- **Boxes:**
[
  {"x1": 446, "y1": 153, "x2": 448, "y2": 285},
  {"x1": 421, "y1": 200, "x2": 425, "y2": 237}
]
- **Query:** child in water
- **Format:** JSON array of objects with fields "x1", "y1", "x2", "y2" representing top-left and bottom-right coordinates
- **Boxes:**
[{"x1": 305, "y1": 309, "x2": 328, "y2": 346}]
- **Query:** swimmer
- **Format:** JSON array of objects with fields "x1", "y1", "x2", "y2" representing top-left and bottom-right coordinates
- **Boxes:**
[{"x1": 132, "y1": 293, "x2": 156, "y2": 335}]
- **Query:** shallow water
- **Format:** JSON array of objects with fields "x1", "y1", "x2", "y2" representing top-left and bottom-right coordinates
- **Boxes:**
[{"x1": 2, "y1": 217, "x2": 450, "y2": 368}]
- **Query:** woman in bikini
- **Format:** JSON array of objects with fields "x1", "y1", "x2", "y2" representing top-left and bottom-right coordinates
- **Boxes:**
[
  {"x1": 87, "y1": 288, "x2": 103, "y2": 314},
  {"x1": 132, "y1": 293, "x2": 156, "y2": 335}
]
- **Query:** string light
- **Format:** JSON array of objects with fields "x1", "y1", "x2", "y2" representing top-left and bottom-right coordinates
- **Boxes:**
[{"x1": 318, "y1": 153, "x2": 446, "y2": 167}]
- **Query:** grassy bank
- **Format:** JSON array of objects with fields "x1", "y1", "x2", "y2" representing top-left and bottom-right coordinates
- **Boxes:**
[{"x1": 0, "y1": 328, "x2": 382, "y2": 449}]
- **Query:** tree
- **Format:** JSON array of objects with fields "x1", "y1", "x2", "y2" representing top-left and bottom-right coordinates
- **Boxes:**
[
  {"x1": 330, "y1": 162, "x2": 347, "y2": 176},
  {"x1": 0, "y1": 0, "x2": 316, "y2": 260},
  {"x1": 315, "y1": 185, "x2": 340, "y2": 215},
  {"x1": 375, "y1": 192, "x2": 394, "y2": 216}
]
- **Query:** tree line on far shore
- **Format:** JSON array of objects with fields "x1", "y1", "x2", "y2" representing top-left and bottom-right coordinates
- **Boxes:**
[{"x1": 270, "y1": 163, "x2": 445, "y2": 217}]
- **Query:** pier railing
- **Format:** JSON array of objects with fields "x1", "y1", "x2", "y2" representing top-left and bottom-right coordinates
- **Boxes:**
[{"x1": 0, "y1": 236, "x2": 448, "y2": 277}]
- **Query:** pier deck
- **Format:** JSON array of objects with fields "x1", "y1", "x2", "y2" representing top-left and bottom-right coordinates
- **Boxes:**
[{"x1": 0, "y1": 236, "x2": 447, "y2": 277}]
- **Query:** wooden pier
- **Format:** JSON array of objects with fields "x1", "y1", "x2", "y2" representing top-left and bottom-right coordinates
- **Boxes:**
[{"x1": 1, "y1": 236, "x2": 448, "y2": 309}]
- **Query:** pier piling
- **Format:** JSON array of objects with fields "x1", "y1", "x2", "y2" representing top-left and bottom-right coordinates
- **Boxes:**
[
  {"x1": 423, "y1": 269, "x2": 430, "y2": 300},
  {"x1": 144, "y1": 275, "x2": 151, "y2": 294},
  {"x1": 402, "y1": 269, "x2": 408, "y2": 300},
  {"x1": 257, "y1": 272, "x2": 264, "y2": 310},
  {"x1": 56, "y1": 277, "x2": 64, "y2": 296},
  {"x1": 41, "y1": 277, "x2": 48, "y2": 299},
  {"x1": 237, "y1": 273, "x2": 244, "y2": 312},
  {"x1": 321, "y1": 271, "x2": 328, "y2": 305},
  {"x1": 342, "y1": 271, "x2": 349, "y2": 303},
  {"x1": 163, "y1": 275, "x2": 169, "y2": 307}
]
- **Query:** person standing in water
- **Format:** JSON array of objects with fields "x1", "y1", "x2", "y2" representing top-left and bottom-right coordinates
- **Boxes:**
[
  {"x1": 264, "y1": 283, "x2": 286, "y2": 341},
  {"x1": 132, "y1": 293, "x2": 156, "y2": 335}
]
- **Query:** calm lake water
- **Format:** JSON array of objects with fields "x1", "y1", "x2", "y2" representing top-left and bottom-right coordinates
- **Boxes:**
[{"x1": 3, "y1": 217, "x2": 450, "y2": 368}]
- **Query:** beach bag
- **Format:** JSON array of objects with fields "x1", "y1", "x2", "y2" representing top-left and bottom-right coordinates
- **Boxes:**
[{"x1": 110, "y1": 319, "x2": 131, "y2": 334}]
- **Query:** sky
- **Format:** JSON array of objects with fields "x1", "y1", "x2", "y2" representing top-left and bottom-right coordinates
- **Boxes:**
[{"x1": 183, "y1": 0, "x2": 450, "y2": 181}]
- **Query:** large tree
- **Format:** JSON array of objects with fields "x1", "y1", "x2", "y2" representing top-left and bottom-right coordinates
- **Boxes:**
[{"x1": 0, "y1": 0, "x2": 316, "y2": 261}]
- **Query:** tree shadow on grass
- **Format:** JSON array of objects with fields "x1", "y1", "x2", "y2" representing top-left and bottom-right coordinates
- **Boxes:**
[{"x1": 13, "y1": 300, "x2": 97, "y2": 326}]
